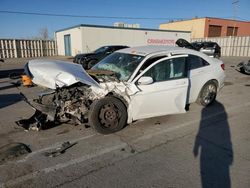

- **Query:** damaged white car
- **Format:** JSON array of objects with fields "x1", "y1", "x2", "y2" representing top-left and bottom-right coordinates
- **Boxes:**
[{"x1": 17, "y1": 46, "x2": 225, "y2": 134}]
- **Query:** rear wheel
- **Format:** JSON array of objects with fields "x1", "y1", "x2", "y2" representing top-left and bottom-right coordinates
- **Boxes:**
[
  {"x1": 197, "y1": 81, "x2": 217, "y2": 106},
  {"x1": 89, "y1": 97, "x2": 127, "y2": 134}
]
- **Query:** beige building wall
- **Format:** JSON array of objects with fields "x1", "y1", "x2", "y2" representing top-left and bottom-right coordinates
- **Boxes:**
[
  {"x1": 160, "y1": 18, "x2": 206, "y2": 39},
  {"x1": 55, "y1": 27, "x2": 82, "y2": 56}
]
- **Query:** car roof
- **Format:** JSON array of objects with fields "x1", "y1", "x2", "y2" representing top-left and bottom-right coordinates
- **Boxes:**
[
  {"x1": 117, "y1": 45, "x2": 219, "y2": 64},
  {"x1": 118, "y1": 45, "x2": 198, "y2": 56}
]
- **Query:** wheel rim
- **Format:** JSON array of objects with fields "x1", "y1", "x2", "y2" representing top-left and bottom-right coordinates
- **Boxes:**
[
  {"x1": 99, "y1": 103, "x2": 120, "y2": 129},
  {"x1": 202, "y1": 84, "x2": 216, "y2": 105}
]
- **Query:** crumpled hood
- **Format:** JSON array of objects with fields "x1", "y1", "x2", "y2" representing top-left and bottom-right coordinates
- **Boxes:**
[{"x1": 26, "y1": 59, "x2": 101, "y2": 89}]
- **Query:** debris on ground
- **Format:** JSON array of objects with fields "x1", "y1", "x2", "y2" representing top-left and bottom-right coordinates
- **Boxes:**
[
  {"x1": 224, "y1": 82, "x2": 233, "y2": 86},
  {"x1": 130, "y1": 148, "x2": 136, "y2": 153},
  {"x1": 0, "y1": 143, "x2": 32, "y2": 165},
  {"x1": 155, "y1": 121, "x2": 161, "y2": 125},
  {"x1": 237, "y1": 60, "x2": 250, "y2": 75},
  {"x1": 16, "y1": 110, "x2": 48, "y2": 131},
  {"x1": 10, "y1": 80, "x2": 22, "y2": 87},
  {"x1": 43, "y1": 141, "x2": 77, "y2": 157}
]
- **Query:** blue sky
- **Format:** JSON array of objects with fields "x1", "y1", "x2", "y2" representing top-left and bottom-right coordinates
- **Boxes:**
[{"x1": 0, "y1": 0, "x2": 249, "y2": 39}]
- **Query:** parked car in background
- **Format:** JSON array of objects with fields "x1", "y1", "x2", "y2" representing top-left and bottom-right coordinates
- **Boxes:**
[
  {"x1": 73, "y1": 45, "x2": 129, "y2": 69},
  {"x1": 176, "y1": 39, "x2": 221, "y2": 58},
  {"x1": 19, "y1": 45, "x2": 225, "y2": 134},
  {"x1": 191, "y1": 41, "x2": 221, "y2": 58}
]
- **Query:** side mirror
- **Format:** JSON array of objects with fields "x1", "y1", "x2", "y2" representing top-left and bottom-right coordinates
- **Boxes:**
[{"x1": 138, "y1": 76, "x2": 153, "y2": 85}]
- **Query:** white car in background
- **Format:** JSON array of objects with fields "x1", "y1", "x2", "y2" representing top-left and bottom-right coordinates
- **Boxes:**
[{"x1": 19, "y1": 46, "x2": 225, "y2": 134}]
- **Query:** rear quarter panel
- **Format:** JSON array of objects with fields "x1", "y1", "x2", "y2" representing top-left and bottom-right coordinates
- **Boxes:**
[{"x1": 188, "y1": 57, "x2": 225, "y2": 103}]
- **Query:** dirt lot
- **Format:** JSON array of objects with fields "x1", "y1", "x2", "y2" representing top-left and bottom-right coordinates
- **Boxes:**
[{"x1": 0, "y1": 56, "x2": 250, "y2": 188}]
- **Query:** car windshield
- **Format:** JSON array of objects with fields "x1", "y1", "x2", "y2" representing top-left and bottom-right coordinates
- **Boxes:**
[
  {"x1": 94, "y1": 46, "x2": 109, "y2": 53},
  {"x1": 91, "y1": 52, "x2": 144, "y2": 81}
]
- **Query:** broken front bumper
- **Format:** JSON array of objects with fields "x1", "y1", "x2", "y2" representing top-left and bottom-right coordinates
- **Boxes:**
[{"x1": 16, "y1": 92, "x2": 57, "y2": 131}]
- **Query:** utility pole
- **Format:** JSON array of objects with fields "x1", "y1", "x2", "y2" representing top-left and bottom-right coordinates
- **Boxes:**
[
  {"x1": 232, "y1": 0, "x2": 239, "y2": 37},
  {"x1": 231, "y1": 0, "x2": 239, "y2": 56}
]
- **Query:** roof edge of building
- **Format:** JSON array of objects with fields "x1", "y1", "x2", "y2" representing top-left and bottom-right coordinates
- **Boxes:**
[
  {"x1": 205, "y1": 17, "x2": 250, "y2": 23},
  {"x1": 160, "y1": 17, "x2": 206, "y2": 25},
  {"x1": 55, "y1": 24, "x2": 191, "y2": 34},
  {"x1": 160, "y1": 17, "x2": 250, "y2": 25}
]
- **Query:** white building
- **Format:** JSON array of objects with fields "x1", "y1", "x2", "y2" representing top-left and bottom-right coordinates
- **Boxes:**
[{"x1": 55, "y1": 24, "x2": 191, "y2": 56}]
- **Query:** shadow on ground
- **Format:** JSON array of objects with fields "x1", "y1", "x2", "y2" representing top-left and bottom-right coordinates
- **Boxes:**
[
  {"x1": 0, "y1": 69, "x2": 24, "y2": 79},
  {"x1": 0, "y1": 94, "x2": 23, "y2": 108},
  {"x1": 193, "y1": 101, "x2": 233, "y2": 188}
]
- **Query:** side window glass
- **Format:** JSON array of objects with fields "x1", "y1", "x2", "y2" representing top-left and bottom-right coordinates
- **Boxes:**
[
  {"x1": 140, "y1": 55, "x2": 167, "y2": 72},
  {"x1": 171, "y1": 57, "x2": 186, "y2": 78},
  {"x1": 187, "y1": 55, "x2": 209, "y2": 70},
  {"x1": 134, "y1": 55, "x2": 167, "y2": 78},
  {"x1": 142, "y1": 57, "x2": 186, "y2": 82}
]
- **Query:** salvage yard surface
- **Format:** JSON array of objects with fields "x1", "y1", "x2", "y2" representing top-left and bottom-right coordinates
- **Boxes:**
[{"x1": 0, "y1": 56, "x2": 250, "y2": 188}]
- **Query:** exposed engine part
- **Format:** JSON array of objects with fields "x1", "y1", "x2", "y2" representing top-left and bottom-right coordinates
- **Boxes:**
[
  {"x1": 52, "y1": 84, "x2": 94, "y2": 124},
  {"x1": 16, "y1": 110, "x2": 48, "y2": 131},
  {"x1": 17, "y1": 83, "x2": 96, "y2": 130}
]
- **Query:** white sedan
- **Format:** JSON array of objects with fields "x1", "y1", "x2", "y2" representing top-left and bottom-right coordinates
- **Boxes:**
[{"x1": 20, "y1": 45, "x2": 225, "y2": 134}]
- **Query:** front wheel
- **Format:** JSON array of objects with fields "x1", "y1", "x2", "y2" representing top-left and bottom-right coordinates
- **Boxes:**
[
  {"x1": 197, "y1": 81, "x2": 217, "y2": 106},
  {"x1": 88, "y1": 97, "x2": 127, "y2": 134}
]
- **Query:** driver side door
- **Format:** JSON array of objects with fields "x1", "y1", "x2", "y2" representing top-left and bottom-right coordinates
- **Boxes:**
[{"x1": 130, "y1": 55, "x2": 189, "y2": 120}]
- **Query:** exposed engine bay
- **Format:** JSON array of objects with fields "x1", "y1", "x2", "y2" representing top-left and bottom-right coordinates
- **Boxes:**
[
  {"x1": 16, "y1": 83, "x2": 95, "y2": 130},
  {"x1": 16, "y1": 66, "x2": 132, "y2": 131}
]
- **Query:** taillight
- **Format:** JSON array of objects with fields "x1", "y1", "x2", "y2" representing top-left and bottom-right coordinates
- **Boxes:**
[{"x1": 221, "y1": 63, "x2": 225, "y2": 70}]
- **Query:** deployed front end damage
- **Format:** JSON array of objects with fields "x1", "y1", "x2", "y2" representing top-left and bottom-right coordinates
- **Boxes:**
[
  {"x1": 17, "y1": 84, "x2": 100, "y2": 130},
  {"x1": 16, "y1": 59, "x2": 132, "y2": 131}
]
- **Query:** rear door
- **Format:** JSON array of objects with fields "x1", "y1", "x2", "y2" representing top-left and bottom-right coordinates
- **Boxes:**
[
  {"x1": 130, "y1": 55, "x2": 189, "y2": 120},
  {"x1": 187, "y1": 55, "x2": 211, "y2": 103}
]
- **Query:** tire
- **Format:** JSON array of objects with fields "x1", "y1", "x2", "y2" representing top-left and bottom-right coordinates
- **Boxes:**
[
  {"x1": 89, "y1": 97, "x2": 127, "y2": 134},
  {"x1": 197, "y1": 81, "x2": 217, "y2": 106},
  {"x1": 87, "y1": 60, "x2": 97, "y2": 69}
]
